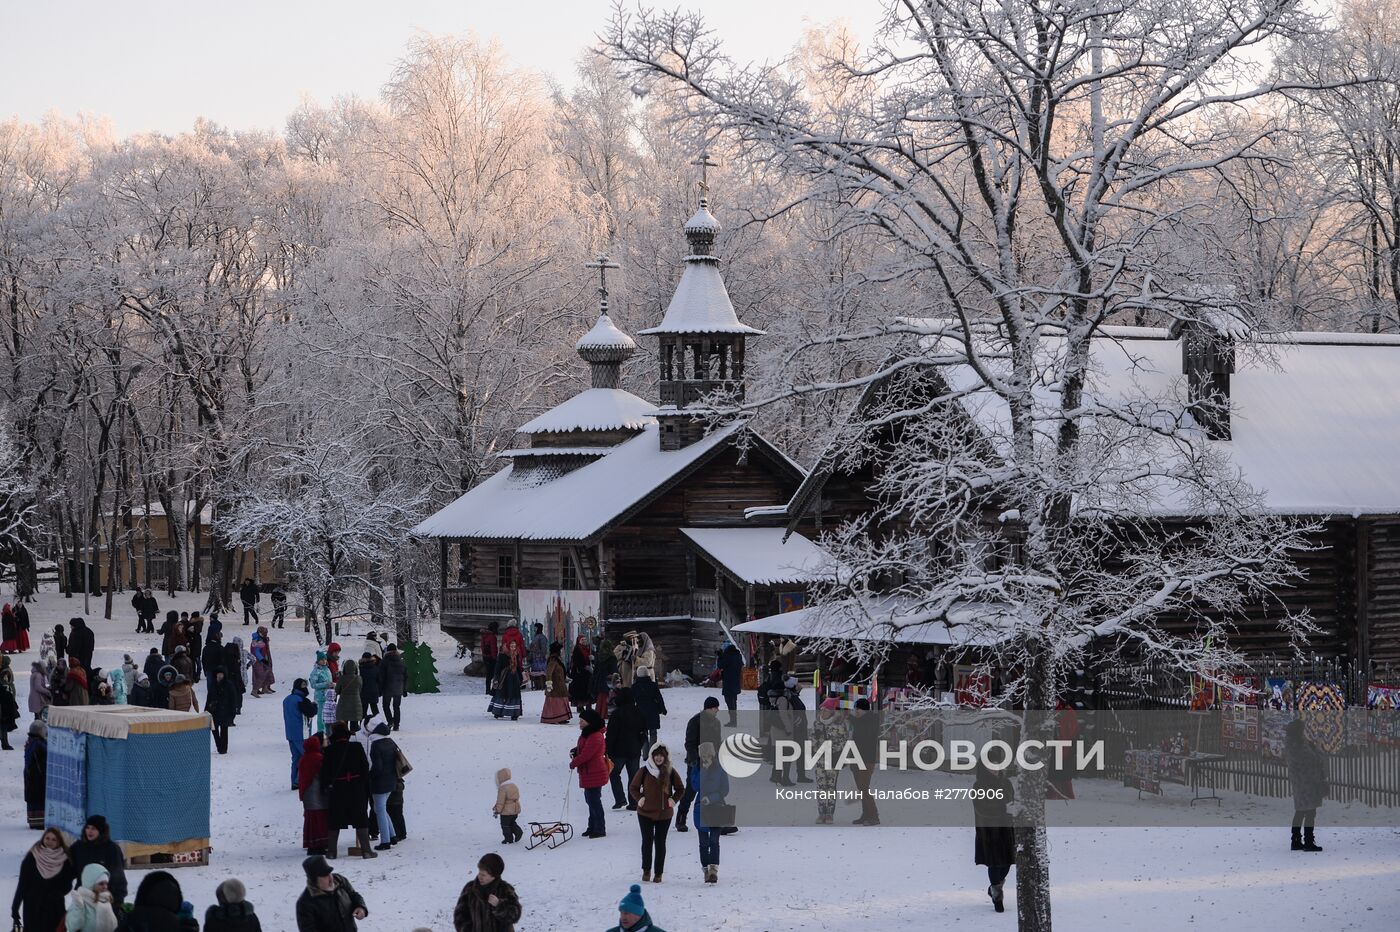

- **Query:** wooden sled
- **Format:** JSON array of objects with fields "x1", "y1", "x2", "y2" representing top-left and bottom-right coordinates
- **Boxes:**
[{"x1": 525, "y1": 820, "x2": 573, "y2": 850}]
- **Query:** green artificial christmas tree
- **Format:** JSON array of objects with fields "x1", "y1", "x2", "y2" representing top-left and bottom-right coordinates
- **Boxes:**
[{"x1": 405, "y1": 641, "x2": 441, "y2": 694}]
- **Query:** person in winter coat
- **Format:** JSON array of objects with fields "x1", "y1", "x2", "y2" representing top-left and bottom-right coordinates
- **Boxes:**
[
  {"x1": 0, "y1": 603, "x2": 19, "y2": 653},
  {"x1": 487, "y1": 642, "x2": 523, "y2": 721},
  {"x1": 143, "y1": 647, "x2": 165, "y2": 685},
  {"x1": 366, "y1": 722, "x2": 400, "y2": 851},
  {"x1": 12, "y1": 827, "x2": 76, "y2": 932},
  {"x1": 296, "y1": 855, "x2": 368, "y2": 932},
  {"x1": 23, "y1": 721, "x2": 48, "y2": 827},
  {"x1": 124, "y1": 870, "x2": 199, "y2": 932},
  {"x1": 718, "y1": 644, "x2": 743, "y2": 726},
  {"x1": 70, "y1": 816, "x2": 127, "y2": 906},
  {"x1": 972, "y1": 762, "x2": 1016, "y2": 912},
  {"x1": 358, "y1": 653, "x2": 381, "y2": 720},
  {"x1": 204, "y1": 877, "x2": 263, "y2": 932},
  {"x1": 591, "y1": 639, "x2": 619, "y2": 721},
  {"x1": 849, "y1": 698, "x2": 881, "y2": 826},
  {"x1": 568, "y1": 636, "x2": 593, "y2": 713},
  {"x1": 480, "y1": 622, "x2": 500, "y2": 694},
  {"x1": 167, "y1": 674, "x2": 200, "y2": 712},
  {"x1": 493, "y1": 767, "x2": 523, "y2": 844},
  {"x1": 571, "y1": 708, "x2": 610, "y2": 838},
  {"x1": 67, "y1": 618, "x2": 95, "y2": 673},
  {"x1": 66, "y1": 862, "x2": 118, "y2": 932},
  {"x1": 159, "y1": 612, "x2": 180, "y2": 658},
  {"x1": 141, "y1": 590, "x2": 160, "y2": 635},
  {"x1": 613, "y1": 631, "x2": 655, "y2": 689},
  {"x1": 53, "y1": 623, "x2": 68, "y2": 667},
  {"x1": 129, "y1": 674, "x2": 155, "y2": 709},
  {"x1": 321, "y1": 722, "x2": 375, "y2": 859},
  {"x1": 526, "y1": 623, "x2": 548, "y2": 691},
  {"x1": 630, "y1": 667, "x2": 667, "y2": 756},
  {"x1": 606, "y1": 883, "x2": 667, "y2": 932},
  {"x1": 298, "y1": 734, "x2": 330, "y2": 855},
  {"x1": 170, "y1": 645, "x2": 195, "y2": 683},
  {"x1": 310, "y1": 651, "x2": 334, "y2": 735},
  {"x1": 1286, "y1": 718, "x2": 1327, "y2": 851},
  {"x1": 0, "y1": 656, "x2": 19, "y2": 749},
  {"x1": 250, "y1": 628, "x2": 275, "y2": 697},
  {"x1": 239, "y1": 578, "x2": 260, "y2": 626},
  {"x1": 326, "y1": 642, "x2": 342, "y2": 681},
  {"x1": 29, "y1": 659, "x2": 51, "y2": 716},
  {"x1": 380, "y1": 644, "x2": 407, "y2": 730},
  {"x1": 62, "y1": 663, "x2": 90, "y2": 707},
  {"x1": 629, "y1": 744, "x2": 684, "y2": 883},
  {"x1": 453, "y1": 852, "x2": 521, "y2": 932},
  {"x1": 227, "y1": 637, "x2": 250, "y2": 713},
  {"x1": 812, "y1": 698, "x2": 843, "y2": 824},
  {"x1": 541, "y1": 642, "x2": 572, "y2": 725},
  {"x1": 335, "y1": 660, "x2": 364, "y2": 731},
  {"x1": 270, "y1": 585, "x2": 288, "y2": 629},
  {"x1": 207, "y1": 668, "x2": 240, "y2": 753},
  {"x1": 693, "y1": 742, "x2": 730, "y2": 884},
  {"x1": 362, "y1": 632, "x2": 383, "y2": 660},
  {"x1": 284, "y1": 678, "x2": 317, "y2": 788},
  {"x1": 675, "y1": 697, "x2": 722, "y2": 832},
  {"x1": 606, "y1": 688, "x2": 647, "y2": 810}
]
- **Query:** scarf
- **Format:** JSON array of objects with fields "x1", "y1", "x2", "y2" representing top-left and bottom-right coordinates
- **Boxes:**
[
  {"x1": 32, "y1": 841, "x2": 69, "y2": 880},
  {"x1": 298, "y1": 737, "x2": 324, "y2": 796}
]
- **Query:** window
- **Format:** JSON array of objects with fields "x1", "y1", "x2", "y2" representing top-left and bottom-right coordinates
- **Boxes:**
[
  {"x1": 496, "y1": 554, "x2": 515, "y2": 589},
  {"x1": 561, "y1": 553, "x2": 581, "y2": 590}
]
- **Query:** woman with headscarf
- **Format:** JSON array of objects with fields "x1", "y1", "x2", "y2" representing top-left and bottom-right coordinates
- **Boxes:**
[
  {"x1": 488, "y1": 641, "x2": 523, "y2": 721},
  {"x1": 568, "y1": 635, "x2": 593, "y2": 714},
  {"x1": 29, "y1": 659, "x2": 51, "y2": 717},
  {"x1": 24, "y1": 720, "x2": 48, "y2": 827},
  {"x1": 335, "y1": 659, "x2": 364, "y2": 732},
  {"x1": 65, "y1": 863, "x2": 119, "y2": 932},
  {"x1": 61, "y1": 661, "x2": 89, "y2": 707},
  {"x1": 0, "y1": 655, "x2": 19, "y2": 749},
  {"x1": 527, "y1": 622, "x2": 549, "y2": 691},
  {"x1": 14, "y1": 601, "x2": 30, "y2": 651},
  {"x1": 541, "y1": 641, "x2": 573, "y2": 725},
  {"x1": 298, "y1": 734, "x2": 330, "y2": 855},
  {"x1": 250, "y1": 627, "x2": 275, "y2": 696},
  {"x1": 309, "y1": 650, "x2": 334, "y2": 735},
  {"x1": 321, "y1": 721, "x2": 375, "y2": 859},
  {"x1": 0, "y1": 603, "x2": 19, "y2": 653},
  {"x1": 11, "y1": 826, "x2": 76, "y2": 932}
]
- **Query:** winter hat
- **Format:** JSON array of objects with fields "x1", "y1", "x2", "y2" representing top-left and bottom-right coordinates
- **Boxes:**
[
  {"x1": 302, "y1": 855, "x2": 334, "y2": 880},
  {"x1": 618, "y1": 883, "x2": 646, "y2": 917},
  {"x1": 496, "y1": 767, "x2": 512, "y2": 785},
  {"x1": 372, "y1": 722, "x2": 391, "y2": 736},
  {"x1": 636, "y1": 665, "x2": 651, "y2": 679},
  {"x1": 697, "y1": 741, "x2": 716, "y2": 761},
  {"x1": 148, "y1": 647, "x2": 160, "y2": 655},
  {"x1": 215, "y1": 878, "x2": 246, "y2": 905},
  {"x1": 703, "y1": 696, "x2": 720, "y2": 709},
  {"x1": 478, "y1": 852, "x2": 505, "y2": 878},
  {"x1": 29, "y1": 720, "x2": 46, "y2": 739},
  {"x1": 580, "y1": 708, "x2": 603, "y2": 729},
  {"x1": 174, "y1": 645, "x2": 186, "y2": 654},
  {"x1": 80, "y1": 863, "x2": 109, "y2": 891},
  {"x1": 84, "y1": 815, "x2": 109, "y2": 838},
  {"x1": 134, "y1": 871, "x2": 184, "y2": 914}
]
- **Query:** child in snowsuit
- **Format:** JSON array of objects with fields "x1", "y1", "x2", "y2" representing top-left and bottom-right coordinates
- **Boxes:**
[{"x1": 493, "y1": 767, "x2": 524, "y2": 844}]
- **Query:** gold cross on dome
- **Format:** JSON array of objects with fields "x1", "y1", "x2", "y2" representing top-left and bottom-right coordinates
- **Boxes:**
[
  {"x1": 691, "y1": 150, "x2": 719, "y2": 197},
  {"x1": 584, "y1": 255, "x2": 620, "y2": 305}
]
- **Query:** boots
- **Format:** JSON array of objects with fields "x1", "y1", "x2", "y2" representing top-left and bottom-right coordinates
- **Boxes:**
[
  {"x1": 326, "y1": 831, "x2": 339, "y2": 859},
  {"x1": 1291, "y1": 826, "x2": 1304, "y2": 851},
  {"x1": 357, "y1": 828, "x2": 377, "y2": 858},
  {"x1": 642, "y1": 869, "x2": 651, "y2": 883},
  {"x1": 706, "y1": 864, "x2": 718, "y2": 884},
  {"x1": 652, "y1": 872, "x2": 663, "y2": 883},
  {"x1": 989, "y1": 884, "x2": 1005, "y2": 913},
  {"x1": 1302, "y1": 827, "x2": 1323, "y2": 852},
  {"x1": 674, "y1": 812, "x2": 688, "y2": 833}
]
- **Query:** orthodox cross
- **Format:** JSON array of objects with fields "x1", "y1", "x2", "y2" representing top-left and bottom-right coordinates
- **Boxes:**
[
  {"x1": 691, "y1": 150, "x2": 718, "y2": 198},
  {"x1": 585, "y1": 254, "x2": 620, "y2": 310}
]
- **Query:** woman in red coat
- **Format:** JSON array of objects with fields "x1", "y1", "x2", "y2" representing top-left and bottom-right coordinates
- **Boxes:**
[{"x1": 570, "y1": 708, "x2": 609, "y2": 839}]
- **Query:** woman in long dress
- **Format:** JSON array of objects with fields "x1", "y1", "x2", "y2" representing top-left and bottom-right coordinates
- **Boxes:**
[
  {"x1": 540, "y1": 642, "x2": 573, "y2": 725},
  {"x1": 488, "y1": 641, "x2": 523, "y2": 721}
]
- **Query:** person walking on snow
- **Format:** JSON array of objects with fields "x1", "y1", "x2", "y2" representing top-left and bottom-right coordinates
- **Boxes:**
[
  {"x1": 571, "y1": 708, "x2": 609, "y2": 838},
  {"x1": 381, "y1": 644, "x2": 407, "y2": 731},
  {"x1": 693, "y1": 741, "x2": 729, "y2": 884},
  {"x1": 629, "y1": 744, "x2": 684, "y2": 883},
  {"x1": 480, "y1": 622, "x2": 500, "y2": 694},
  {"x1": 540, "y1": 642, "x2": 572, "y2": 725},
  {"x1": 568, "y1": 636, "x2": 593, "y2": 714},
  {"x1": 298, "y1": 735, "x2": 330, "y2": 856},
  {"x1": 607, "y1": 688, "x2": 646, "y2": 810},
  {"x1": 630, "y1": 666, "x2": 667, "y2": 756},
  {"x1": 1286, "y1": 718, "x2": 1327, "y2": 852},
  {"x1": 674, "y1": 697, "x2": 721, "y2": 833},
  {"x1": 250, "y1": 628, "x2": 275, "y2": 697},
  {"x1": 358, "y1": 651, "x2": 381, "y2": 720},
  {"x1": 335, "y1": 660, "x2": 364, "y2": 733},
  {"x1": 493, "y1": 767, "x2": 524, "y2": 844},
  {"x1": 605, "y1": 884, "x2": 668, "y2": 932},
  {"x1": 11, "y1": 827, "x2": 75, "y2": 932},
  {"x1": 453, "y1": 852, "x2": 521, "y2": 932},
  {"x1": 69, "y1": 816, "x2": 127, "y2": 908},
  {"x1": 296, "y1": 855, "x2": 368, "y2": 932},
  {"x1": 309, "y1": 651, "x2": 334, "y2": 735},
  {"x1": 65, "y1": 863, "x2": 118, "y2": 932},
  {"x1": 972, "y1": 761, "x2": 1016, "y2": 912},
  {"x1": 488, "y1": 642, "x2": 523, "y2": 720},
  {"x1": 207, "y1": 668, "x2": 240, "y2": 754},
  {"x1": 270, "y1": 584, "x2": 288, "y2": 629},
  {"x1": 239, "y1": 578, "x2": 260, "y2": 626},
  {"x1": 366, "y1": 722, "x2": 401, "y2": 852}
]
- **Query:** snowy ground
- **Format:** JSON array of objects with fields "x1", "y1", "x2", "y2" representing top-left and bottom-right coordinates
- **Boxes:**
[{"x1": 1, "y1": 590, "x2": 1397, "y2": 930}]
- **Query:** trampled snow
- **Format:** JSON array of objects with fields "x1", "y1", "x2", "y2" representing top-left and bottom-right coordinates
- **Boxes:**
[{"x1": 1, "y1": 591, "x2": 1396, "y2": 930}]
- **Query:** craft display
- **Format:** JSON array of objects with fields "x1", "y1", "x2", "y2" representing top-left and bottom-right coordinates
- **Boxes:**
[
  {"x1": 1296, "y1": 680, "x2": 1345, "y2": 753},
  {"x1": 1366, "y1": 684, "x2": 1400, "y2": 747}
]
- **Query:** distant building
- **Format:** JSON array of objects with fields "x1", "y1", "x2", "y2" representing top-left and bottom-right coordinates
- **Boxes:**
[{"x1": 87, "y1": 503, "x2": 278, "y2": 592}]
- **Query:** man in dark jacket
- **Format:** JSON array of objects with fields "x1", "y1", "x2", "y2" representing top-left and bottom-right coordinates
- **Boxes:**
[
  {"x1": 380, "y1": 644, "x2": 407, "y2": 731},
  {"x1": 52, "y1": 624, "x2": 67, "y2": 665},
  {"x1": 366, "y1": 723, "x2": 400, "y2": 851},
  {"x1": 204, "y1": 876, "x2": 263, "y2": 932},
  {"x1": 207, "y1": 668, "x2": 240, "y2": 754},
  {"x1": 203, "y1": 632, "x2": 225, "y2": 701},
  {"x1": 296, "y1": 855, "x2": 367, "y2": 932},
  {"x1": 129, "y1": 674, "x2": 155, "y2": 708},
  {"x1": 850, "y1": 698, "x2": 881, "y2": 826},
  {"x1": 270, "y1": 585, "x2": 288, "y2": 629},
  {"x1": 239, "y1": 578, "x2": 260, "y2": 626},
  {"x1": 630, "y1": 666, "x2": 667, "y2": 756},
  {"x1": 675, "y1": 697, "x2": 721, "y2": 832},
  {"x1": 140, "y1": 589, "x2": 160, "y2": 635},
  {"x1": 606, "y1": 688, "x2": 646, "y2": 810},
  {"x1": 125, "y1": 869, "x2": 198, "y2": 931},
  {"x1": 67, "y1": 618, "x2": 94, "y2": 673},
  {"x1": 143, "y1": 648, "x2": 165, "y2": 685},
  {"x1": 358, "y1": 653, "x2": 381, "y2": 721},
  {"x1": 719, "y1": 644, "x2": 744, "y2": 726},
  {"x1": 69, "y1": 814, "x2": 128, "y2": 906},
  {"x1": 131, "y1": 590, "x2": 146, "y2": 633}
]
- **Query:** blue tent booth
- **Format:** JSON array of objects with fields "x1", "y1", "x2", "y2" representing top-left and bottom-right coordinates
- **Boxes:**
[{"x1": 45, "y1": 705, "x2": 212, "y2": 868}]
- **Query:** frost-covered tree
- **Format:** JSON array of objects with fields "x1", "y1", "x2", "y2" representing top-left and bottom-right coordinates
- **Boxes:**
[{"x1": 607, "y1": 1, "x2": 1348, "y2": 927}]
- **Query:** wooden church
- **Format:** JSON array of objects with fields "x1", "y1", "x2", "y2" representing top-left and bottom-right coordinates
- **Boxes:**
[{"x1": 413, "y1": 190, "x2": 835, "y2": 676}]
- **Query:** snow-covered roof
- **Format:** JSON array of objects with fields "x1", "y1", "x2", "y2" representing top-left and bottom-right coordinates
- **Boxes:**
[
  {"x1": 684, "y1": 204, "x2": 721, "y2": 234},
  {"x1": 495, "y1": 447, "x2": 610, "y2": 459},
  {"x1": 637, "y1": 261, "x2": 765, "y2": 336},
  {"x1": 517, "y1": 388, "x2": 656, "y2": 435},
  {"x1": 928, "y1": 324, "x2": 1400, "y2": 516},
  {"x1": 735, "y1": 595, "x2": 1016, "y2": 647},
  {"x1": 412, "y1": 422, "x2": 745, "y2": 541},
  {"x1": 680, "y1": 527, "x2": 838, "y2": 586},
  {"x1": 576, "y1": 314, "x2": 636, "y2": 352}
]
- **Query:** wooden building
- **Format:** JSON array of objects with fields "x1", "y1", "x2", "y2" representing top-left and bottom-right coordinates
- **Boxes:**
[
  {"x1": 414, "y1": 199, "x2": 834, "y2": 676},
  {"x1": 90, "y1": 504, "x2": 278, "y2": 592}
]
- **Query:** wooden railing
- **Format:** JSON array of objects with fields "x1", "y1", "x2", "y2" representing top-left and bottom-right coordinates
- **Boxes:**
[
  {"x1": 442, "y1": 587, "x2": 517, "y2": 618},
  {"x1": 601, "y1": 589, "x2": 691, "y2": 620},
  {"x1": 691, "y1": 588, "x2": 718, "y2": 619},
  {"x1": 442, "y1": 587, "x2": 719, "y2": 622}
]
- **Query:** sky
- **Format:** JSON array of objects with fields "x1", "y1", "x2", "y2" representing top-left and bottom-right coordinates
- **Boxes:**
[{"x1": 0, "y1": 0, "x2": 860, "y2": 137}]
